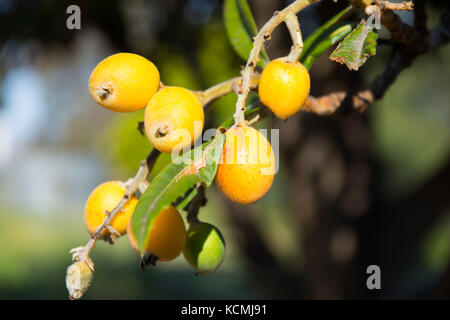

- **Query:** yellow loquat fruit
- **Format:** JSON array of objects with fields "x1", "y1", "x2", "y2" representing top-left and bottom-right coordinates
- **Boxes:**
[
  {"x1": 144, "y1": 86, "x2": 204, "y2": 154},
  {"x1": 258, "y1": 59, "x2": 310, "y2": 120},
  {"x1": 89, "y1": 53, "x2": 160, "y2": 112},
  {"x1": 84, "y1": 181, "x2": 138, "y2": 239},
  {"x1": 128, "y1": 205, "x2": 186, "y2": 262},
  {"x1": 216, "y1": 125, "x2": 275, "y2": 205}
]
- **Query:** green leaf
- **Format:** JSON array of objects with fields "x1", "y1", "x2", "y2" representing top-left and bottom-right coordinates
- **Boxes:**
[
  {"x1": 224, "y1": 0, "x2": 269, "y2": 67},
  {"x1": 131, "y1": 133, "x2": 226, "y2": 253},
  {"x1": 329, "y1": 19, "x2": 378, "y2": 71},
  {"x1": 300, "y1": 6, "x2": 353, "y2": 61},
  {"x1": 301, "y1": 22, "x2": 355, "y2": 70}
]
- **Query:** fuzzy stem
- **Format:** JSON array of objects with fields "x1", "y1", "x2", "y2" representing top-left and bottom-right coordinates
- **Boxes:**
[
  {"x1": 285, "y1": 12, "x2": 304, "y2": 62},
  {"x1": 379, "y1": 0, "x2": 414, "y2": 11},
  {"x1": 70, "y1": 154, "x2": 159, "y2": 271},
  {"x1": 196, "y1": 73, "x2": 260, "y2": 109},
  {"x1": 94, "y1": 161, "x2": 149, "y2": 238},
  {"x1": 233, "y1": 0, "x2": 321, "y2": 126}
]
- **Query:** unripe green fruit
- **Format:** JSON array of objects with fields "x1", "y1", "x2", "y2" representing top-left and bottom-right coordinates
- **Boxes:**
[{"x1": 183, "y1": 222, "x2": 226, "y2": 275}]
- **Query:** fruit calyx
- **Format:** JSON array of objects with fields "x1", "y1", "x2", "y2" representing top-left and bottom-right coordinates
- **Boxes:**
[
  {"x1": 140, "y1": 253, "x2": 159, "y2": 270},
  {"x1": 96, "y1": 83, "x2": 113, "y2": 100},
  {"x1": 154, "y1": 122, "x2": 170, "y2": 138}
]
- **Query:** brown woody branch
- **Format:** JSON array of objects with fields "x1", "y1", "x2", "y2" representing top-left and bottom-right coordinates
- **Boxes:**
[
  {"x1": 350, "y1": 0, "x2": 413, "y2": 11},
  {"x1": 378, "y1": 0, "x2": 414, "y2": 11},
  {"x1": 303, "y1": 7, "x2": 449, "y2": 115},
  {"x1": 195, "y1": 74, "x2": 260, "y2": 110}
]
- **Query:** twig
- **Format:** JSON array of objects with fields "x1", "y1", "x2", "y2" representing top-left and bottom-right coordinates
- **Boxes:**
[
  {"x1": 233, "y1": 0, "x2": 321, "y2": 126},
  {"x1": 303, "y1": 5, "x2": 449, "y2": 116},
  {"x1": 99, "y1": 161, "x2": 149, "y2": 238},
  {"x1": 285, "y1": 12, "x2": 304, "y2": 62},
  {"x1": 186, "y1": 186, "x2": 207, "y2": 225},
  {"x1": 137, "y1": 121, "x2": 145, "y2": 136},
  {"x1": 146, "y1": 148, "x2": 161, "y2": 171},
  {"x1": 351, "y1": 0, "x2": 413, "y2": 11},
  {"x1": 195, "y1": 73, "x2": 260, "y2": 110},
  {"x1": 303, "y1": 92, "x2": 347, "y2": 115},
  {"x1": 381, "y1": 10, "x2": 420, "y2": 46},
  {"x1": 379, "y1": 0, "x2": 414, "y2": 11},
  {"x1": 70, "y1": 153, "x2": 158, "y2": 271},
  {"x1": 247, "y1": 114, "x2": 261, "y2": 126}
]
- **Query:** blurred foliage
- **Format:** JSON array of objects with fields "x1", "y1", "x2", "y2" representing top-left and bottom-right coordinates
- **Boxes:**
[
  {"x1": 198, "y1": 22, "x2": 241, "y2": 127},
  {"x1": 97, "y1": 108, "x2": 173, "y2": 179},
  {"x1": 369, "y1": 45, "x2": 450, "y2": 197},
  {"x1": 250, "y1": 160, "x2": 304, "y2": 270},
  {"x1": 98, "y1": 109, "x2": 150, "y2": 177},
  {"x1": 155, "y1": 45, "x2": 201, "y2": 90},
  {"x1": 422, "y1": 213, "x2": 450, "y2": 272}
]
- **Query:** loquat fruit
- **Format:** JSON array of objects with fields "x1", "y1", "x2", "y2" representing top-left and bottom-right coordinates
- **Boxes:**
[
  {"x1": 183, "y1": 222, "x2": 226, "y2": 275},
  {"x1": 144, "y1": 86, "x2": 204, "y2": 153},
  {"x1": 128, "y1": 205, "x2": 186, "y2": 264},
  {"x1": 258, "y1": 58, "x2": 310, "y2": 120},
  {"x1": 84, "y1": 181, "x2": 138, "y2": 240},
  {"x1": 89, "y1": 53, "x2": 160, "y2": 112},
  {"x1": 216, "y1": 125, "x2": 275, "y2": 205}
]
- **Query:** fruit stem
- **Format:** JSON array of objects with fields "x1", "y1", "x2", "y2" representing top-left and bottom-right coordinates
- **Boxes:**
[
  {"x1": 285, "y1": 12, "x2": 304, "y2": 62},
  {"x1": 232, "y1": 0, "x2": 321, "y2": 127},
  {"x1": 187, "y1": 186, "x2": 206, "y2": 225},
  {"x1": 196, "y1": 74, "x2": 260, "y2": 110},
  {"x1": 146, "y1": 148, "x2": 161, "y2": 172},
  {"x1": 140, "y1": 253, "x2": 158, "y2": 270},
  {"x1": 349, "y1": 0, "x2": 413, "y2": 11},
  {"x1": 247, "y1": 114, "x2": 261, "y2": 126}
]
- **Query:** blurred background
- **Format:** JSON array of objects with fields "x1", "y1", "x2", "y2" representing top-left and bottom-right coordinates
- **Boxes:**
[{"x1": 0, "y1": 0, "x2": 449, "y2": 299}]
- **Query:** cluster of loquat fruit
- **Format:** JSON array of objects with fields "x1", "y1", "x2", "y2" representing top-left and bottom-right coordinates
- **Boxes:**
[{"x1": 81, "y1": 51, "x2": 310, "y2": 277}]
